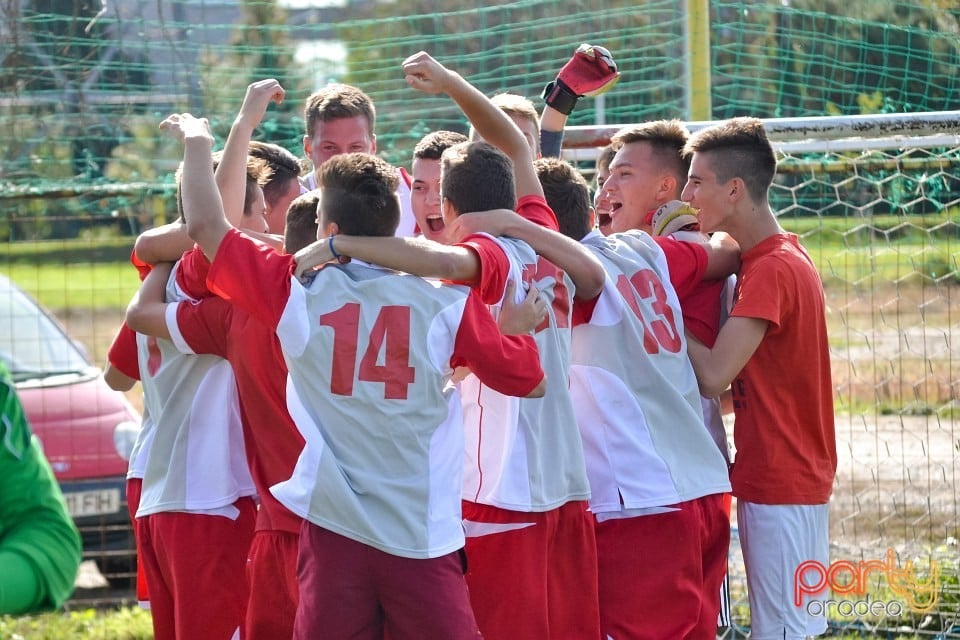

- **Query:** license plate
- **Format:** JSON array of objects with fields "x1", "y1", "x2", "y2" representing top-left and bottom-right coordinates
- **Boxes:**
[{"x1": 64, "y1": 488, "x2": 121, "y2": 518}]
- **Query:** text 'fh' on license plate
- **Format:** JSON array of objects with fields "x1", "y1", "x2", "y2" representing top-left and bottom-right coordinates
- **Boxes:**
[{"x1": 64, "y1": 488, "x2": 121, "y2": 518}]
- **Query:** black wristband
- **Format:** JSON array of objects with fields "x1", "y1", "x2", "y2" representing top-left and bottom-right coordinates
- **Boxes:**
[{"x1": 541, "y1": 78, "x2": 579, "y2": 116}]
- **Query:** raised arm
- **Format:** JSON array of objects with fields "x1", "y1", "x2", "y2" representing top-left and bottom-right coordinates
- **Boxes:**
[
  {"x1": 401, "y1": 51, "x2": 541, "y2": 200},
  {"x1": 158, "y1": 113, "x2": 229, "y2": 261},
  {"x1": 216, "y1": 79, "x2": 285, "y2": 225},
  {"x1": 540, "y1": 43, "x2": 620, "y2": 158}
]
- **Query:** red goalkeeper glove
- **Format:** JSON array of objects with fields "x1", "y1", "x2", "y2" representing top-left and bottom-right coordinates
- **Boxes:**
[{"x1": 542, "y1": 44, "x2": 620, "y2": 116}]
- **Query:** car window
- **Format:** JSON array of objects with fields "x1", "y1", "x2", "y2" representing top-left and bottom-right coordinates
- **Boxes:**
[{"x1": 0, "y1": 278, "x2": 90, "y2": 380}]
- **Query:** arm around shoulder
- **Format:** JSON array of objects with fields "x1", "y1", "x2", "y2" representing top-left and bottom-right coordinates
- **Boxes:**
[{"x1": 686, "y1": 315, "x2": 767, "y2": 397}]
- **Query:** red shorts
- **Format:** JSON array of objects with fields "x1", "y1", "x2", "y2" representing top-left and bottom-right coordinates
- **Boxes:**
[
  {"x1": 462, "y1": 500, "x2": 600, "y2": 640},
  {"x1": 294, "y1": 522, "x2": 481, "y2": 640},
  {"x1": 594, "y1": 493, "x2": 729, "y2": 640},
  {"x1": 245, "y1": 530, "x2": 299, "y2": 640},
  {"x1": 125, "y1": 478, "x2": 149, "y2": 605},
  {"x1": 136, "y1": 498, "x2": 256, "y2": 640}
]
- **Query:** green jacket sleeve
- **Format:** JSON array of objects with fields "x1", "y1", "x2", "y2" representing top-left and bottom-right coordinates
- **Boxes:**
[{"x1": 0, "y1": 364, "x2": 82, "y2": 614}]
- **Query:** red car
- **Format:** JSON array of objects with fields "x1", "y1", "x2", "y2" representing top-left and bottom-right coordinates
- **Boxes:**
[{"x1": 0, "y1": 273, "x2": 141, "y2": 588}]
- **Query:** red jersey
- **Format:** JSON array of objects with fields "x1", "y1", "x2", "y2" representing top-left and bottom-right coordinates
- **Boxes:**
[{"x1": 728, "y1": 234, "x2": 836, "y2": 504}]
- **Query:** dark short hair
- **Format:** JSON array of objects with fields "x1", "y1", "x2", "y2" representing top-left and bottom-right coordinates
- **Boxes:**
[
  {"x1": 441, "y1": 141, "x2": 516, "y2": 215},
  {"x1": 596, "y1": 144, "x2": 617, "y2": 177},
  {"x1": 535, "y1": 157, "x2": 592, "y2": 241},
  {"x1": 248, "y1": 141, "x2": 303, "y2": 209},
  {"x1": 683, "y1": 117, "x2": 777, "y2": 203},
  {"x1": 284, "y1": 189, "x2": 320, "y2": 254},
  {"x1": 319, "y1": 153, "x2": 399, "y2": 237},
  {"x1": 304, "y1": 83, "x2": 376, "y2": 139},
  {"x1": 610, "y1": 119, "x2": 691, "y2": 186},
  {"x1": 413, "y1": 130, "x2": 468, "y2": 161}
]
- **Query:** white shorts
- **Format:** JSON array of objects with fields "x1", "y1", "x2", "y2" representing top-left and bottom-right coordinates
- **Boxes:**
[{"x1": 737, "y1": 501, "x2": 830, "y2": 640}]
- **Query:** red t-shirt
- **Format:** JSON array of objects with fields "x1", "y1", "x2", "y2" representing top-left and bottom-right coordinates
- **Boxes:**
[
  {"x1": 173, "y1": 295, "x2": 305, "y2": 534},
  {"x1": 107, "y1": 324, "x2": 140, "y2": 380},
  {"x1": 728, "y1": 234, "x2": 836, "y2": 504},
  {"x1": 653, "y1": 236, "x2": 720, "y2": 346}
]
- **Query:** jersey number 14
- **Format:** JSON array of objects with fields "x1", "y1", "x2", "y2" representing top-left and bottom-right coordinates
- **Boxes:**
[{"x1": 318, "y1": 303, "x2": 416, "y2": 400}]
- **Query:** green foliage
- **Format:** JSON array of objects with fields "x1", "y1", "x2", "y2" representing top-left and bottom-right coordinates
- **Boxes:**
[{"x1": 0, "y1": 607, "x2": 153, "y2": 640}]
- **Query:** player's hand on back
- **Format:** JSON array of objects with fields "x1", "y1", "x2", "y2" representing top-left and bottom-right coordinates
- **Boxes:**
[
  {"x1": 402, "y1": 51, "x2": 455, "y2": 95},
  {"x1": 293, "y1": 237, "x2": 350, "y2": 281},
  {"x1": 497, "y1": 280, "x2": 546, "y2": 336}
]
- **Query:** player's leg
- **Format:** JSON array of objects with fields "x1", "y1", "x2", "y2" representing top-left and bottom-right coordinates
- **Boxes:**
[
  {"x1": 462, "y1": 500, "x2": 550, "y2": 640},
  {"x1": 136, "y1": 514, "x2": 175, "y2": 640},
  {"x1": 691, "y1": 492, "x2": 731, "y2": 639},
  {"x1": 595, "y1": 502, "x2": 702, "y2": 639},
  {"x1": 244, "y1": 530, "x2": 299, "y2": 640},
  {"x1": 378, "y1": 548, "x2": 481, "y2": 640},
  {"x1": 151, "y1": 499, "x2": 257, "y2": 640},
  {"x1": 125, "y1": 477, "x2": 150, "y2": 607},
  {"x1": 293, "y1": 523, "x2": 382, "y2": 640},
  {"x1": 545, "y1": 500, "x2": 600, "y2": 639},
  {"x1": 737, "y1": 501, "x2": 830, "y2": 640}
]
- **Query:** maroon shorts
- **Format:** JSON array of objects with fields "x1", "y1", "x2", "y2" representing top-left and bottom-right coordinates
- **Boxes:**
[{"x1": 294, "y1": 522, "x2": 481, "y2": 640}]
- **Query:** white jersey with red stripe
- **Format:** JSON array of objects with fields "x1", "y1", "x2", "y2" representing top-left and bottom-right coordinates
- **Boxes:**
[
  {"x1": 572, "y1": 230, "x2": 731, "y2": 513},
  {"x1": 303, "y1": 166, "x2": 417, "y2": 238},
  {"x1": 135, "y1": 262, "x2": 256, "y2": 517},
  {"x1": 270, "y1": 264, "x2": 474, "y2": 558},
  {"x1": 461, "y1": 234, "x2": 591, "y2": 512}
]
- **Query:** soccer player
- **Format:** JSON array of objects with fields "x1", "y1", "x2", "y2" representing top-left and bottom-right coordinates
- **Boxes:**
[
  {"x1": 300, "y1": 82, "x2": 417, "y2": 237},
  {"x1": 409, "y1": 130, "x2": 467, "y2": 242},
  {"x1": 448, "y1": 156, "x2": 733, "y2": 639},
  {"x1": 163, "y1": 103, "x2": 547, "y2": 639},
  {"x1": 681, "y1": 117, "x2": 837, "y2": 640},
  {"x1": 294, "y1": 51, "x2": 606, "y2": 640}
]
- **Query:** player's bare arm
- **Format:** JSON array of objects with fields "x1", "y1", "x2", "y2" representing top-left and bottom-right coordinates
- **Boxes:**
[
  {"x1": 402, "y1": 51, "x2": 541, "y2": 199},
  {"x1": 133, "y1": 222, "x2": 195, "y2": 265},
  {"x1": 685, "y1": 315, "x2": 768, "y2": 397},
  {"x1": 294, "y1": 235, "x2": 482, "y2": 284},
  {"x1": 449, "y1": 209, "x2": 605, "y2": 301},
  {"x1": 124, "y1": 261, "x2": 174, "y2": 340},
  {"x1": 103, "y1": 363, "x2": 137, "y2": 392},
  {"x1": 702, "y1": 232, "x2": 741, "y2": 279},
  {"x1": 160, "y1": 113, "x2": 230, "y2": 261},
  {"x1": 217, "y1": 79, "x2": 285, "y2": 225}
]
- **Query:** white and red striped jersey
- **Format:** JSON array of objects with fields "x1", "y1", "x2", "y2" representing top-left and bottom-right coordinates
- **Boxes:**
[
  {"x1": 207, "y1": 230, "x2": 544, "y2": 559},
  {"x1": 461, "y1": 234, "x2": 591, "y2": 512},
  {"x1": 571, "y1": 230, "x2": 731, "y2": 514},
  {"x1": 136, "y1": 261, "x2": 256, "y2": 517}
]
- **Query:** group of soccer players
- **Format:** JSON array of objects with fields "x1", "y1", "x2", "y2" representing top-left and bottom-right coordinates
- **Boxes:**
[{"x1": 105, "y1": 44, "x2": 836, "y2": 640}]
